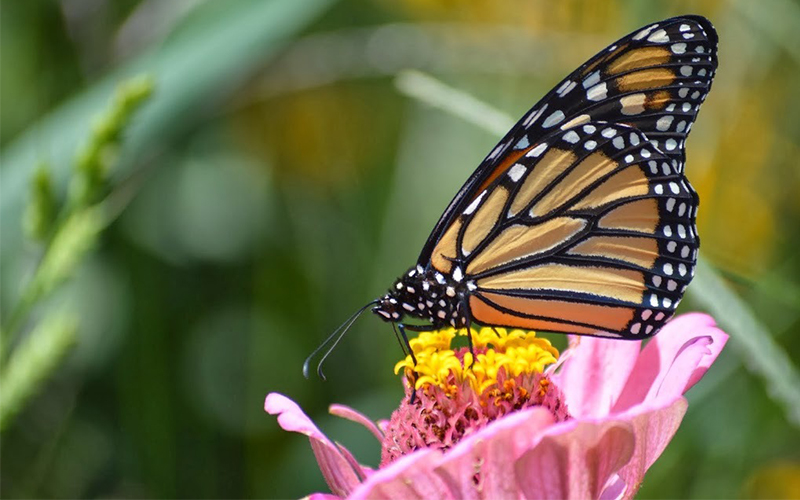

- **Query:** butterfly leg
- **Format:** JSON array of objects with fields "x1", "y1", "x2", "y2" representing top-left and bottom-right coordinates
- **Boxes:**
[
  {"x1": 461, "y1": 298, "x2": 476, "y2": 368},
  {"x1": 396, "y1": 323, "x2": 438, "y2": 404},
  {"x1": 393, "y1": 323, "x2": 417, "y2": 366}
]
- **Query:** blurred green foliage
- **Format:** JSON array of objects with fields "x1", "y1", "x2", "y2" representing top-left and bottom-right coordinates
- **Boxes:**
[{"x1": 1, "y1": 0, "x2": 799, "y2": 498}]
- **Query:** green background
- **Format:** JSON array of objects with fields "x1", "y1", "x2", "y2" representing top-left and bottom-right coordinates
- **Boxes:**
[{"x1": 2, "y1": 0, "x2": 799, "y2": 498}]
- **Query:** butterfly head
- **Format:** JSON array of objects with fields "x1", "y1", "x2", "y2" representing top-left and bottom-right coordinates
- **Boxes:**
[
  {"x1": 373, "y1": 265, "x2": 463, "y2": 328},
  {"x1": 373, "y1": 293, "x2": 402, "y2": 322}
]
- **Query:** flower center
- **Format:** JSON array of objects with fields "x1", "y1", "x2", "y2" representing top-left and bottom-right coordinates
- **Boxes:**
[
  {"x1": 395, "y1": 327, "x2": 559, "y2": 396},
  {"x1": 382, "y1": 327, "x2": 569, "y2": 465}
]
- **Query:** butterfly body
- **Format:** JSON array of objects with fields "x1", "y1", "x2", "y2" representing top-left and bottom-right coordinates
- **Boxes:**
[
  {"x1": 367, "y1": 15, "x2": 717, "y2": 344},
  {"x1": 374, "y1": 265, "x2": 470, "y2": 329}
]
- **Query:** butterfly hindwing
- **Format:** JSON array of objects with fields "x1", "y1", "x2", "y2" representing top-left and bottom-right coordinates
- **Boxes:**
[
  {"x1": 434, "y1": 122, "x2": 698, "y2": 338},
  {"x1": 418, "y1": 15, "x2": 716, "y2": 268}
]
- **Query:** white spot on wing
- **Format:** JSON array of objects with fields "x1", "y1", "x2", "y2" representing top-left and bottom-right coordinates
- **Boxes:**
[
  {"x1": 656, "y1": 116, "x2": 674, "y2": 131},
  {"x1": 587, "y1": 82, "x2": 608, "y2": 101},
  {"x1": 633, "y1": 25, "x2": 657, "y2": 41},
  {"x1": 523, "y1": 104, "x2": 547, "y2": 127},
  {"x1": 464, "y1": 191, "x2": 486, "y2": 215},
  {"x1": 582, "y1": 70, "x2": 601, "y2": 89},
  {"x1": 488, "y1": 142, "x2": 506, "y2": 160},
  {"x1": 647, "y1": 29, "x2": 669, "y2": 43},
  {"x1": 620, "y1": 94, "x2": 646, "y2": 115},
  {"x1": 560, "y1": 114, "x2": 591, "y2": 130},
  {"x1": 528, "y1": 143, "x2": 548, "y2": 157},
  {"x1": 556, "y1": 80, "x2": 577, "y2": 97},
  {"x1": 542, "y1": 110, "x2": 565, "y2": 128},
  {"x1": 508, "y1": 163, "x2": 527, "y2": 182},
  {"x1": 563, "y1": 131, "x2": 580, "y2": 144}
]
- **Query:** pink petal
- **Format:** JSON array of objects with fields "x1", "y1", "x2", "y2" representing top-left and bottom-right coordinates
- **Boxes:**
[
  {"x1": 435, "y1": 407, "x2": 556, "y2": 499},
  {"x1": 615, "y1": 397, "x2": 689, "y2": 499},
  {"x1": 305, "y1": 494, "x2": 342, "y2": 500},
  {"x1": 330, "y1": 404, "x2": 384, "y2": 442},
  {"x1": 612, "y1": 313, "x2": 728, "y2": 412},
  {"x1": 350, "y1": 449, "x2": 454, "y2": 500},
  {"x1": 599, "y1": 475, "x2": 627, "y2": 500},
  {"x1": 553, "y1": 336, "x2": 642, "y2": 418},
  {"x1": 334, "y1": 441, "x2": 371, "y2": 482},
  {"x1": 265, "y1": 393, "x2": 363, "y2": 497},
  {"x1": 515, "y1": 418, "x2": 636, "y2": 500}
]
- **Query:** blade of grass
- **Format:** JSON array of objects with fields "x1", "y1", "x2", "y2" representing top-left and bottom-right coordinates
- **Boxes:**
[
  {"x1": 393, "y1": 70, "x2": 800, "y2": 427},
  {"x1": 396, "y1": 70, "x2": 514, "y2": 137},
  {"x1": 690, "y1": 258, "x2": 800, "y2": 425}
]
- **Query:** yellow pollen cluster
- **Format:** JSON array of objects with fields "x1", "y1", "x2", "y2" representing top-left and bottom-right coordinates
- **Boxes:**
[{"x1": 394, "y1": 327, "x2": 559, "y2": 394}]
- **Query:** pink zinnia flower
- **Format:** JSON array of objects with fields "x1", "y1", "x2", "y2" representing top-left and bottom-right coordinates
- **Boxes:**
[{"x1": 266, "y1": 313, "x2": 727, "y2": 499}]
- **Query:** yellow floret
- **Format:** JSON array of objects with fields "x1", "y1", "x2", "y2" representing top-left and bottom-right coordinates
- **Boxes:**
[{"x1": 396, "y1": 327, "x2": 559, "y2": 395}]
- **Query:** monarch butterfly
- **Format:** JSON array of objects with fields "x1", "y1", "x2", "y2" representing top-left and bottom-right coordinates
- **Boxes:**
[{"x1": 305, "y1": 15, "x2": 717, "y2": 377}]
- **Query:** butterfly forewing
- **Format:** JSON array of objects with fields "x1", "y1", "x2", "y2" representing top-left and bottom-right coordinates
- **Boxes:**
[{"x1": 418, "y1": 15, "x2": 716, "y2": 268}]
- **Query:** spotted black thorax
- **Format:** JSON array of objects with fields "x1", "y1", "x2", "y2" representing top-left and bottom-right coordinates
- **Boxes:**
[{"x1": 372, "y1": 265, "x2": 474, "y2": 329}]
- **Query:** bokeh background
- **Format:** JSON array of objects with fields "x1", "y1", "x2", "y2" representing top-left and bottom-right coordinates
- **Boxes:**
[{"x1": 2, "y1": 0, "x2": 800, "y2": 498}]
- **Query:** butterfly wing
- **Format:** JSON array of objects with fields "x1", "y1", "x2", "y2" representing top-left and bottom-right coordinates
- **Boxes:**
[
  {"x1": 446, "y1": 122, "x2": 698, "y2": 338},
  {"x1": 418, "y1": 15, "x2": 717, "y2": 270}
]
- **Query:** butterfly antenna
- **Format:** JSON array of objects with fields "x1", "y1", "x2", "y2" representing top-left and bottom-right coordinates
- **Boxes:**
[{"x1": 303, "y1": 300, "x2": 378, "y2": 380}]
